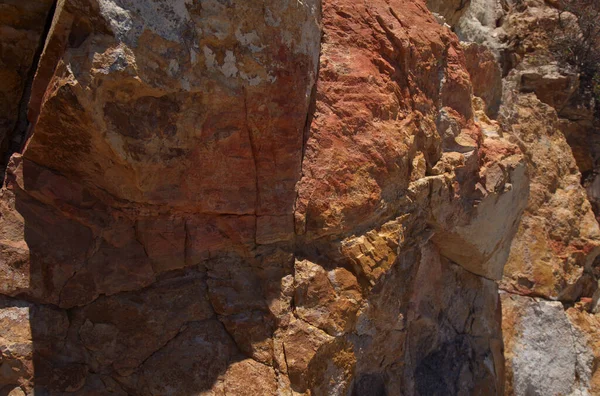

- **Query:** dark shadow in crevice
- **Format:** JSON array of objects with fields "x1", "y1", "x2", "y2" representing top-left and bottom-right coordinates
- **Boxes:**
[{"x1": 0, "y1": 0, "x2": 57, "y2": 187}]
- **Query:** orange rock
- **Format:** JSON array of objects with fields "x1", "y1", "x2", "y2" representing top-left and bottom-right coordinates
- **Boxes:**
[{"x1": 0, "y1": 0, "x2": 550, "y2": 394}]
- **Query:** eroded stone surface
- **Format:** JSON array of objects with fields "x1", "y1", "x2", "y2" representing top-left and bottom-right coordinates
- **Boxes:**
[
  {"x1": 439, "y1": 0, "x2": 600, "y2": 394},
  {"x1": 462, "y1": 42, "x2": 503, "y2": 117},
  {"x1": 2, "y1": 0, "x2": 584, "y2": 395},
  {"x1": 499, "y1": 87, "x2": 600, "y2": 301}
]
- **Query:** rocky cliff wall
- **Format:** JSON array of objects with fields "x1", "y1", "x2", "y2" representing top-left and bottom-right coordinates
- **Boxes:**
[
  {"x1": 429, "y1": 0, "x2": 600, "y2": 394},
  {"x1": 0, "y1": 0, "x2": 596, "y2": 395}
]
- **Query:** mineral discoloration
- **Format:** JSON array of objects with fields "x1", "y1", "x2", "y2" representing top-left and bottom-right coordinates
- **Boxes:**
[
  {"x1": 1, "y1": 0, "x2": 600, "y2": 395},
  {"x1": 437, "y1": 1, "x2": 600, "y2": 394}
]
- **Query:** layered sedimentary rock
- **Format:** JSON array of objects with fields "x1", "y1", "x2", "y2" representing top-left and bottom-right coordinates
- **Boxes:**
[{"x1": 0, "y1": 0, "x2": 535, "y2": 394}]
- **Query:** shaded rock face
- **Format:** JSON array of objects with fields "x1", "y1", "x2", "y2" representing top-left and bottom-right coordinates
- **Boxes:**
[
  {"x1": 1, "y1": 0, "x2": 321, "y2": 394},
  {"x1": 0, "y1": 0, "x2": 55, "y2": 182},
  {"x1": 461, "y1": 42, "x2": 502, "y2": 118},
  {"x1": 9, "y1": 0, "x2": 597, "y2": 396},
  {"x1": 426, "y1": 0, "x2": 472, "y2": 26}
]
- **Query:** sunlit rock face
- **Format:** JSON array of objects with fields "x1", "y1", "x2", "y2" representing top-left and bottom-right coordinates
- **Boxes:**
[
  {"x1": 432, "y1": 0, "x2": 600, "y2": 395},
  {"x1": 0, "y1": 0, "x2": 541, "y2": 395}
]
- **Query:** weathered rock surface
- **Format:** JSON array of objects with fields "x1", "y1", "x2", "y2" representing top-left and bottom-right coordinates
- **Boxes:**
[
  {"x1": 502, "y1": 293, "x2": 594, "y2": 396},
  {"x1": 462, "y1": 42, "x2": 503, "y2": 117},
  {"x1": 499, "y1": 81, "x2": 600, "y2": 302},
  {"x1": 426, "y1": 0, "x2": 472, "y2": 26},
  {"x1": 1, "y1": 0, "x2": 321, "y2": 393},
  {"x1": 3, "y1": 0, "x2": 599, "y2": 395},
  {"x1": 440, "y1": 0, "x2": 600, "y2": 394}
]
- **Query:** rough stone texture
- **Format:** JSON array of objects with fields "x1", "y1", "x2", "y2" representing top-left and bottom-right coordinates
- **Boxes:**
[
  {"x1": 499, "y1": 83, "x2": 600, "y2": 301},
  {"x1": 442, "y1": 0, "x2": 600, "y2": 394},
  {"x1": 0, "y1": 296, "x2": 70, "y2": 395},
  {"x1": 289, "y1": 0, "x2": 525, "y2": 392},
  {"x1": 426, "y1": 0, "x2": 600, "y2": 394},
  {"x1": 462, "y1": 42, "x2": 503, "y2": 117},
  {"x1": 519, "y1": 64, "x2": 580, "y2": 113},
  {"x1": 4, "y1": 0, "x2": 598, "y2": 395},
  {"x1": 502, "y1": 293, "x2": 593, "y2": 396},
  {"x1": 294, "y1": 0, "x2": 528, "y2": 281},
  {"x1": 1, "y1": 0, "x2": 321, "y2": 394},
  {"x1": 454, "y1": 0, "x2": 507, "y2": 57},
  {"x1": 426, "y1": 0, "x2": 472, "y2": 26},
  {"x1": 566, "y1": 306, "x2": 600, "y2": 394},
  {"x1": 440, "y1": 0, "x2": 571, "y2": 76}
]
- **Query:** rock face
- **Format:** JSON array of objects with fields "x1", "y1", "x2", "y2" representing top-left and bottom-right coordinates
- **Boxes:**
[
  {"x1": 437, "y1": 0, "x2": 600, "y2": 394},
  {"x1": 461, "y1": 42, "x2": 502, "y2": 117},
  {"x1": 1, "y1": 0, "x2": 322, "y2": 394},
  {"x1": 0, "y1": 0, "x2": 598, "y2": 395},
  {"x1": 499, "y1": 83, "x2": 600, "y2": 303}
]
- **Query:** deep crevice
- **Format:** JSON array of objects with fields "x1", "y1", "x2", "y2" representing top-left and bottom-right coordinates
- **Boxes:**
[{"x1": 0, "y1": 0, "x2": 58, "y2": 187}]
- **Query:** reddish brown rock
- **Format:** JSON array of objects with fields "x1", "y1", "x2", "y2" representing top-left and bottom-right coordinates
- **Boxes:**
[
  {"x1": 1, "y1": 0, "x2": 321, "y2": 393},
  {"x1": 294, "y1": 0, "x2": 473, "y2": 240},
  {"x1": 135, "y1": 321, "x2": 238, "y2": 395},
  {"x1": 462, "y1": 42, "x2": 503, "y2": 117},
  {"x1": 0, "y1": 0, "x2": 537, "y2": 394},
  {"x1": 76, "y1": 267, "x2": 214, "y2": 376}
]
